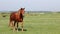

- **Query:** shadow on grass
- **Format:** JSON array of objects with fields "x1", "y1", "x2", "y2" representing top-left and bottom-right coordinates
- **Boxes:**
[
  {"x1": 15, "y1": 28, "x2": 27, "y2": 31},
  {"x1": 10, "y1": 28, "x2": 27, "y2": 31}
]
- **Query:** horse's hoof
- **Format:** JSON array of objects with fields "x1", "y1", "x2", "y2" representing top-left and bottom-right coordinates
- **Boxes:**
[{"x1": 17, "y1": 30, "x2": 18, "y2": 32}]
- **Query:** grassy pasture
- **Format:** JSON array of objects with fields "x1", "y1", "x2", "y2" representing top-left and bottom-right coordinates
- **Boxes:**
[{"x1": 0, "y1": 12, "x2": 60, "y2": 34}]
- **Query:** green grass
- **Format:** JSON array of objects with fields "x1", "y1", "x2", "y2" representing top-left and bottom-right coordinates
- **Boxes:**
[{"x1": 0, "y1": 13, "x2": 60, "y2": 34}]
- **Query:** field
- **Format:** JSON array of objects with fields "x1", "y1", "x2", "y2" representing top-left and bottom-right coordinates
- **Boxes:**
[{"x1": 0, "y1": 12, "x2": 60, "y2": 34}]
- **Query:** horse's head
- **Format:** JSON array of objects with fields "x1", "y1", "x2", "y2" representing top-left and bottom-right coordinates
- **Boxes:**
[
  {"x1": 18, "y1": 8, "x2": 25, "y2": 16},
  {"x1": 20, "y1": 8, "x2": 25, "y2": 16}
]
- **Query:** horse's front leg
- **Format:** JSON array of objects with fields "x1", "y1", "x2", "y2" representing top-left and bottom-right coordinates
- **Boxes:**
[
  {"x1": 13, "y1": 21, "x2": 16, "y2": 32},
  {"x1": 21, "y1": 22, "x2": 24, "y2": 32},
  {"x1": 13, "y1": 21, "x2": 19, "y2": 32},
  {"x1": 16, "y1": 22, "x2": 18, "y2": 32}
]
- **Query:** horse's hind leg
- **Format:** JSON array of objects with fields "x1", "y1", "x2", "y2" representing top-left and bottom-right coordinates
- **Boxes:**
[{"x1": 9, "y1": 20, "x2": 13, "y2": 27}]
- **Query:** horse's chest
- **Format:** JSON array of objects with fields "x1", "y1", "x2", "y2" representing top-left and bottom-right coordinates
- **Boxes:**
[{"x1": 15, "y1": 15, "x2": 23, "y2": 22}]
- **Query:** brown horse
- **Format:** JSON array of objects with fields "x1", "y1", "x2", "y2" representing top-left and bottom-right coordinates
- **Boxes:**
[{"x1": 9, "y1": 8, "x2": 25, "y2": 32}]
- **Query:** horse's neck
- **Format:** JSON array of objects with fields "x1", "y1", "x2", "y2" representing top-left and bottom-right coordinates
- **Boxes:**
[
  {"x1": 16, "y1": 11, "x2": 22, "y2": 16},
  {"x1": 18, "y1": 11, "x2": 20, "y2": 14},
  {"x1": 15, "y1": 10, "x2": 23, "y2": 17}
]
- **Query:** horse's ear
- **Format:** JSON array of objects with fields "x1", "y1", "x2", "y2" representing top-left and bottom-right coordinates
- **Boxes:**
[{"x1": 21, "y1": 8, "x2": 25, "y2": 10}]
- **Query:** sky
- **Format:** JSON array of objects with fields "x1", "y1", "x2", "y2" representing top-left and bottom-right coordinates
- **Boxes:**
[{"x1": 0, "y1": 0, "x2": 60, "y2": 11}]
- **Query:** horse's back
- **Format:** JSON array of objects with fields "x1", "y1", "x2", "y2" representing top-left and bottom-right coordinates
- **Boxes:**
[{"x1": 10, "y1": 12, "x2": 17, "y2": 21}]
